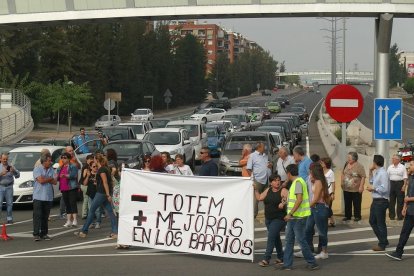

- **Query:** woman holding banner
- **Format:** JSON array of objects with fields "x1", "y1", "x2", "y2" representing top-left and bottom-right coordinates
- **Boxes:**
[{"x1": 254, "y1": 174, "x2": 288, "y2": 267}]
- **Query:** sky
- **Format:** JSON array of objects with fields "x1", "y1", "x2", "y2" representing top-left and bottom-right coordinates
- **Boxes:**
[{"x1": 206, "y1": 17, "x2": 414, "y2": 72}]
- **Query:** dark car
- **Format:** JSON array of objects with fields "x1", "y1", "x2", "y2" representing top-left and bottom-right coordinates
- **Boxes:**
[
  {"x1": 274, "y1": 97, "x2": 286, "y2": 108},
  {"x1": 289, "y1": 106, "x2": 309, "y2": 122},
  {"x1": 257, "y1": 125, "x2": 291, "y2": 151},
  {"x1": 279, "y1": 95, "x2": 290, "y2": 105},
  {"x1": 219, "y1": 131, "x2": 279, "y2": 176},
  {"x1": 262, "y1": 119, "x2": 297, "y2": 146},
  {"x1": 276, "y1": 113, "x2": 304, "y2": 141},
  {"x1": 292, "y1": 102, "x2": 307, "y2": 112},
  {"x1": 101, "y1": 126, "x2": 135, "y2": 141},
  {"x1": 260, "y1": 107, "x2": 271, "y2": 120},
  {"x1": 150, "y1": 118, "x2": 171, "y2": 129},
  {"x1": 275, "y1": 116, "x2": 302, "y2": 142},
  {"x1": 211, "y1": 98, "x2": 231, "y2": 110},
  {"x1": 102, "y1": 140, "x2": 160, "y2": 169}
]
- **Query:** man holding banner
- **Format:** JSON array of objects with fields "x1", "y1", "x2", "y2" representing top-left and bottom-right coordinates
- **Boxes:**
[{"x1": 282, "y1": 164, "x2": 319, "y2": 271}]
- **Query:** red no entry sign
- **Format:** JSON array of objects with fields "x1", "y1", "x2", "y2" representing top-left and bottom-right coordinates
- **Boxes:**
[{"x1": 325, "y1": 84, "x2": 364, "y2": 123}]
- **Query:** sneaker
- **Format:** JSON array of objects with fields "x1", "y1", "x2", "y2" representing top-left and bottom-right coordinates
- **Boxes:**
[
  {"x1": 94, "y1": 223, "x2": 101, "y2": 229},
  {"x1": 354, "y1": 217, "x2": 361, "y2": 222},
  {"x1": 342, "y1": 217, "x2": 351, "y2": 221},
  {"x1": 385, "y1": 251, "x2": 402, "y2": 261},
  {"x1": 72, "y1": 220, "x2": 78, "y2": 227},
  {"x1": 294, "y1": 251, "x2": 304, "y2": 258},
  {"x1": 59, "y1": 213, "x2": 67, "y2": 220},
  {"x1": 74, "y1": 231, "x2": 87, "y2": 238},
  {"x1": 306, "y1": 263, "x2": 319, "y2": 270},
  {"x1": 63, "y1": 221, "x2": 72, "y2": 227},
  {"x1": 33, "y1": 235, "x2": 41, "y2": 241},
  {"x1": 42, "y1": 235, "x2": 52, "y2": 241},
  {"x1": 315, "y1": 252, "x2": 329, "y2": 260},
  {"x1": 280, "y1": 266, "x2": 292, "y2": 271},
  {"x1": 372, "y1": 245, "x2": 385, "y2": 251}
]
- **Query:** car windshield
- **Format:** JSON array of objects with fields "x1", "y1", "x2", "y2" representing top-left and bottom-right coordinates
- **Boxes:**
[
  {"x1": 151, "y1": 120, "x2": 169, "y2": 128},
  {"x1": 121, "y1": 124, "x2": 143, "y2": 134},
  {"x1": 99, "y1": 115, "x2": 112, "y2": 121},
  {"x1": 247, "y1": 108, "x2": 261, "y2": 113},
  {"x1": 145, "y1": 132, "x2": 180, "y2": 145},
  {"x1": 271, "y1": 134, "x2": 281, "y2": 145},
  {"x1": 195, "y1": 109, "x2": 208, "y2": 115},
  {"x1": 8, "y1": 152, "x2": 41, "y2": 172},
  {"x1": 290, "y1": 107, "x2": 304, "y2": 112},
  {"x1": 206, "y1": 128, "x2": 218, "y2": 137},
  {"x1": 103, "y1": 143, "x2": 142, "y2": 156},
  {"x1": 133, "y1": 109, "x2": 148, "y2": 115},
  {"x1": 103, "y1": 129, "x2": 129, "y2": 140},
  {"x1": 167, "y1": 124, "x2": 198, "y2": 137},
  {"x1": 224, "y1": 136, "x2": 268, "y2": 151}
]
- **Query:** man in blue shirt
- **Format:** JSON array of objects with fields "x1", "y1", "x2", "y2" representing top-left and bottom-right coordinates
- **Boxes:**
[
  {"x1": 247, "y1": 142, "x2": 272, "y2": 218},
  {"x1": 198, "y1": 147, "x2": 218, "y2": 176},
  {"x1": 74, "y1": 128, "x2": 90, "y2": 154},
  {"x1": 32, "y1": 153, "x2": 57, "y2": 241},
  {"x1": 0, "y1": 153, "x2": 20, "y2": 224},
  {"x1": 386, "y1": 160, "x2": 414, "y2": 261},
  {"x1": 293, "y1": 146, "x2": 312, "y2": 181},
  {"x1": 367, "y1": 154, "x2": 390, "y2": 251}
]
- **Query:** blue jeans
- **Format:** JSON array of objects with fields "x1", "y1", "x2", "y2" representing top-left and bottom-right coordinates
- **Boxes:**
[
  {"x1": 264, "y1": 218, "x2": 286, "y2": 261},
  {"x1": 305, "y1": 203, "x2": 329, "y2": 250},
  {"x1": 396, "y1": 214, "x2": 414, "y2": 256},
  {"x1": 283, "y1": 217, "x2": 316, "y2": 268},
  {"x1": 88, "y1": 197, "x2": 102, "y2": 224},
  {"x1": 0, "y1": 185, "x2": 13, "y2": 221},
  {"x1": 82, "y1": 192, "x2": 117, "y2": 234},
  {"x1": 369, "y1": 199, "x2": 389, "y2": 248}
]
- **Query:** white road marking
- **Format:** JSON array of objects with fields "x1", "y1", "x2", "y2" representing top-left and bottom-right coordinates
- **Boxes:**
[
  {"x1": 331, "y1": 99, "x2": 359, "y2": 108},
  {"x1": 51, "y1": 242, "x2": 117, "y2": 252},
  {"x1": 0, "y1": 237, "x2": 111, "y2": 258},
  {"x1": 0, "y1": 252, "x2": 187, "y2": 259}
]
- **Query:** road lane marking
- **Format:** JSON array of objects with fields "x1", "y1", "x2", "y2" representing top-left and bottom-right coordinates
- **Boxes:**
[
  {"x1": 331, "y1": 99, "x2": 359, "y2": 108},
  {"x1": 254, "y1": 226, "x2": 379, "y2": 242},
  {"x1": 0, "y1": 252, "x2": 188, "y2": 259},
  {"x1": 0, "y1": 237, "x2": 111, "y2": 258},
  {"x1": 349, "y1": 244, "x2": 414, "y2": 254}
]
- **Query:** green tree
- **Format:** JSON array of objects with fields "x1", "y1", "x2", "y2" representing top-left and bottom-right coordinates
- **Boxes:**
[
  {"x1": 389, "y1": 43, "x2": 407, "y2": 87},
  {"x1": 404, "y1": 78, "x2": 414, "y2": 94}
]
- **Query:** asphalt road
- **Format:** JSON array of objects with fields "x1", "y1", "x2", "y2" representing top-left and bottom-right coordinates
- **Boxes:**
[{"x1": 3, "y1": 90, "x2": 413, "y2": 275}]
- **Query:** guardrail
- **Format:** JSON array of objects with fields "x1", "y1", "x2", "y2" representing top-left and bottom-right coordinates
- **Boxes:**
[{"x1": 0, "y1": 88, "x2": 33, "y2": 145}]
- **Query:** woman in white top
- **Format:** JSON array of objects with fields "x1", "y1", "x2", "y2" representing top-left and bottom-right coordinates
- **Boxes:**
[
  {"x1": 173, "y1": 154, "x2": 193, "y2": 176},
  {"x1": 321, "y1": 157, "x2": 336, "y2": 227},
  {"x1": 161, "y1": 152, "x2": 175, "y2": 173}
]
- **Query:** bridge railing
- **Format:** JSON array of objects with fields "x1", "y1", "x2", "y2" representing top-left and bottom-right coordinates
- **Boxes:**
[{"x1": 0, "y1": 88, "x2": 33, "y2": 144}]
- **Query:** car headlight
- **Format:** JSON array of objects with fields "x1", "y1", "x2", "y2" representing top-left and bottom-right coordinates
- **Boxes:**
[
  {"x1": 19, "y1": 180, "x2": 34, "y2": 188},
  {"x1": 220, "y1": 155, "x2": 230, "y2": 165},
  {"x1": 170, "y1": 149, "x2": 179, "y2": 155}
]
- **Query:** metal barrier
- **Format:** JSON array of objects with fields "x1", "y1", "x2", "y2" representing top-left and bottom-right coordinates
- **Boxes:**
[{"x1": 0, "y1": 88, "x2": 33, "y2": 145}]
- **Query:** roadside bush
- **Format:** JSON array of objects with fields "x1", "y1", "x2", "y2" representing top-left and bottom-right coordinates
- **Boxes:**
[{"x1": 334, "y1": 128, "x2": 351, "y2": 146}]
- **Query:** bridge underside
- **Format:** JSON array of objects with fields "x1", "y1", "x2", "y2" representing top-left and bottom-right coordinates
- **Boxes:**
[{"x1": 1, "y1": 2, "x2": 414, "y2": 25}]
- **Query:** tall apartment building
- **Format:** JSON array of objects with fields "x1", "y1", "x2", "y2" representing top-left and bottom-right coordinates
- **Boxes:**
[{"x1": 168, "y1": 20, "x2": 257, "y2": 74}]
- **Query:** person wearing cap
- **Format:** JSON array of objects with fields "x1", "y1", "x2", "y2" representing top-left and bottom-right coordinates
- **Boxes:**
[{"x1": 74, "y1": 128, "x2": 91, "y2": 154}]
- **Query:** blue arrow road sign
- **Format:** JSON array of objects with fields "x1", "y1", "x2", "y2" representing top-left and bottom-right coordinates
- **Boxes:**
[{"x1": 374, "y1": 98, "x2": 402, "y2": 140}]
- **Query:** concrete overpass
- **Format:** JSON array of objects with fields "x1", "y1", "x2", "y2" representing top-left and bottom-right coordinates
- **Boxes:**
[
  {"x1": 1, "y1": 1, "x2": 414, "y2": 25},
  {"x1": 278, "y1": 71, "x2": 374, "y2": 84}
]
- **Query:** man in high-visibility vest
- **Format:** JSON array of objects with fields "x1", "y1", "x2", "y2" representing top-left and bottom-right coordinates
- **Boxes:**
[{"x1": 281, "y1": 164, "x2": 319, "y2": 271}]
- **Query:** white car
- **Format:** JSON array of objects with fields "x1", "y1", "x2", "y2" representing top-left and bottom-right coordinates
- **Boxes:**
[
  {"x1": 143, "y1": 128, "x2": 195, "y2": 168},
  {"x1": 190, "y1": 108, "x2": 226, "y2": 123},
  {"x1": 166, "y1": 120, "x2": 207, "y2": 163},
  {"x1": 95, "y1": 115, "x2": 121, "y2": 129},
  {"x1": 8, "y1": 146, "x2": 66, "y2": 204},
  {"x1": 130, "y1": 108, "x2": 154, "y2": 121},
  {"x1": 119, "y1": 122, "x2": 152, "y2": 139}
]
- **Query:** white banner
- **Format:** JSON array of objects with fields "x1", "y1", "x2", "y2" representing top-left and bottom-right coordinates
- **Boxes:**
[{"x1": 118, "y1": 168, "x2": 254, "y2": 261}]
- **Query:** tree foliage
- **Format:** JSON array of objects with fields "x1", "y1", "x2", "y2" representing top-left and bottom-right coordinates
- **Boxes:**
[
  {"x1": 404, "y1": 78, "x2": 414, "y2": 94},
  {"x1": 0, "y1": 21, "x2": 280, "y2": 126},
  {"x1": 390, "y1": 43, "x2": 407, "y2": 88}
]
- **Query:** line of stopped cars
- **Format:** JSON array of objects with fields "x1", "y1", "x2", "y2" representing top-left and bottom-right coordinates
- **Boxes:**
[{"x1": 0, "y1": 98, "x2": 308, "y2": 205}]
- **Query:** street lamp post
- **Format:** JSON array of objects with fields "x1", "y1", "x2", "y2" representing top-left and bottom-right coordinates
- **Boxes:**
[{"x1": 67, "y1": 81, "x2": 74, "y2": 133}]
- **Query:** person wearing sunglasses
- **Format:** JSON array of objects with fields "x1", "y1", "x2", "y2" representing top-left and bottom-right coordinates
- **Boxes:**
[
  {"x1": 142, "y1": 156, "x2": 151, "y2": 171},
  {"x1": 198, "y1": 147, "x2": 218, "y2": 176},
  {"x1": 83, "y1": 161, "x2": 102, "y2": 229},
  {"x1": 56, "y1": 152, "x2": 79, "y2": 227}
]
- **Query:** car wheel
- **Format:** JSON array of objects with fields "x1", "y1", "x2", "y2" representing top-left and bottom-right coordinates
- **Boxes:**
[{"x1": 202, "y1": 117, "x2": 207, "y2": 124}]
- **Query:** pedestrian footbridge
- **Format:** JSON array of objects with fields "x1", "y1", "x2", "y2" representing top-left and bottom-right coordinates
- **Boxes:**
[
  {"x1": 0, "y1": 89, "x2": 33, "y2": 146},
  {"x1": 0, "y1": 0, "x2": 414, "y2": 25}
]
